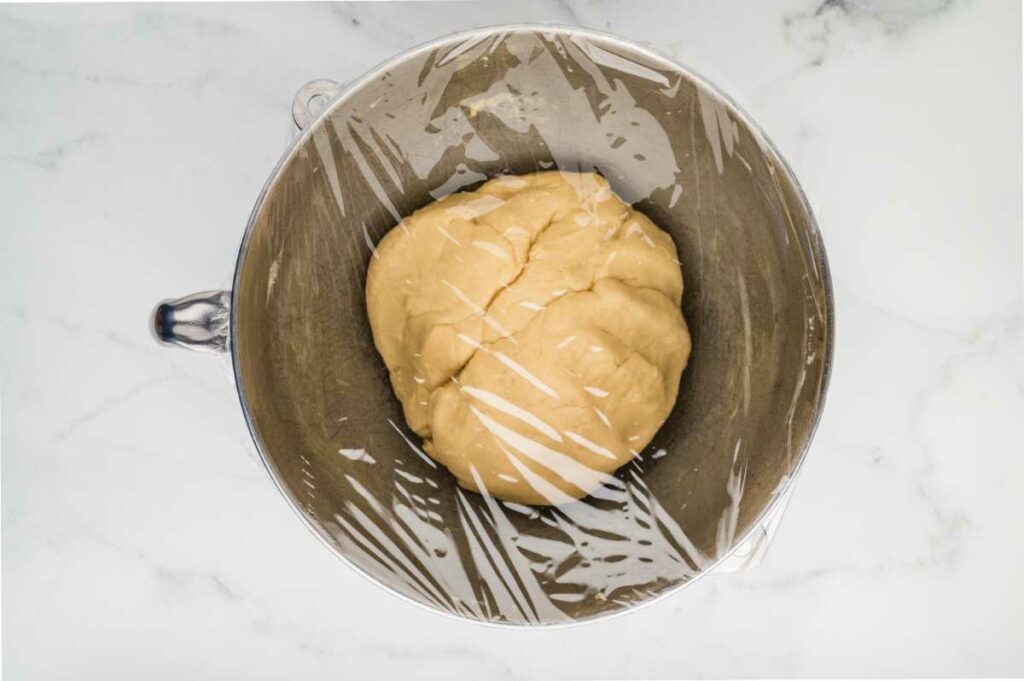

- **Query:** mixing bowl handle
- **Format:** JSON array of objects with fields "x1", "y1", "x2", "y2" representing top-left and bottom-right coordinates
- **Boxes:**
[
  {"x1": 292, "y1": 79, "x2": 343, "y2": 132},
  {"x1": 151, "y1": 290, "x2": 230, "y2": 353}
]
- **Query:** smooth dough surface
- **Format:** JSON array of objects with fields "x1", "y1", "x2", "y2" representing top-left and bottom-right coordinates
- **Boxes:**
[{"x1": 365, "y1": 171, "x2": 691, "y2": 505}]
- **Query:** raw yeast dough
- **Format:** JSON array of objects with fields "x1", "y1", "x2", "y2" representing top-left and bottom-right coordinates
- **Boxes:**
[{"x1": 365, "y1": 171, "x2": 690, "y2": 505}]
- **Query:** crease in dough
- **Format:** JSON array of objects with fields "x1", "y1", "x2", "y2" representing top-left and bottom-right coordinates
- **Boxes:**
[{"x1": 366, "y1": 171, "x2": 691, "y2": 505}]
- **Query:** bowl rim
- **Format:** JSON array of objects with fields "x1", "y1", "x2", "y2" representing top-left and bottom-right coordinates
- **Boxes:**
[{"x1": 229, "y1": 22, "x2": 836, "y2": 629}]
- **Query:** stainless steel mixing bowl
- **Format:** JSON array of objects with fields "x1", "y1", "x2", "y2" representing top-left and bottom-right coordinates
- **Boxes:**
[{"x1": 154, "y1": 24, "x2": 833, "y2": 625}]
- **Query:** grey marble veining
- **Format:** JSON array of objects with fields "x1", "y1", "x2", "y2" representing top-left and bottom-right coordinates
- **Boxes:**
[{"x1": 1, "y1": 1, "x2": 1021, "y2": 678}]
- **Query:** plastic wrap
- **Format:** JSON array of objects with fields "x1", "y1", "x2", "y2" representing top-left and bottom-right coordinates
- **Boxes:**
[{"x1": 230, "y1": 26, "x2": 832, "y2": 625}]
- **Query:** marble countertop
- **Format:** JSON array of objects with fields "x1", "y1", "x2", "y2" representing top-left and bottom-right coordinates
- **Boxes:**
[{"x1": 1, "y1": 1, "x2": 1021, "y2": 678}]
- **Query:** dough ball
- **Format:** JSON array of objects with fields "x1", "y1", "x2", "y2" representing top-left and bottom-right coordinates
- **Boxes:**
[{"x1": 366, "y1": 171, "x2": 690, "y2": 505}]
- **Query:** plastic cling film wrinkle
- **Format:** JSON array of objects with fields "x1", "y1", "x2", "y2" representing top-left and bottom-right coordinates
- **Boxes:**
[
  {"x1": 715, "y1": 440, "x2": 748, "y2": 559},
  {"x1": 697, "y1": 85, "x2": 740, "y2": 175},
  {"x1": 461, "y1": 385, "x2": 564, "y2": 442},
  {"x1": 568, "y1": 35, "x2": 672, "y2": 88}
]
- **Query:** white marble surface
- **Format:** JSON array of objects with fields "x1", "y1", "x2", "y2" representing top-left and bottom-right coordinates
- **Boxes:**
[{"x1": 1, "y1": 1, "x2": 1021, "y2": 678}]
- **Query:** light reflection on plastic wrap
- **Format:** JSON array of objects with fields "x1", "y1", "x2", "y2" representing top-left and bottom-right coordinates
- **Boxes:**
[{"x1": 326, "y1": 450, "x2": 709, "y2": 624}]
